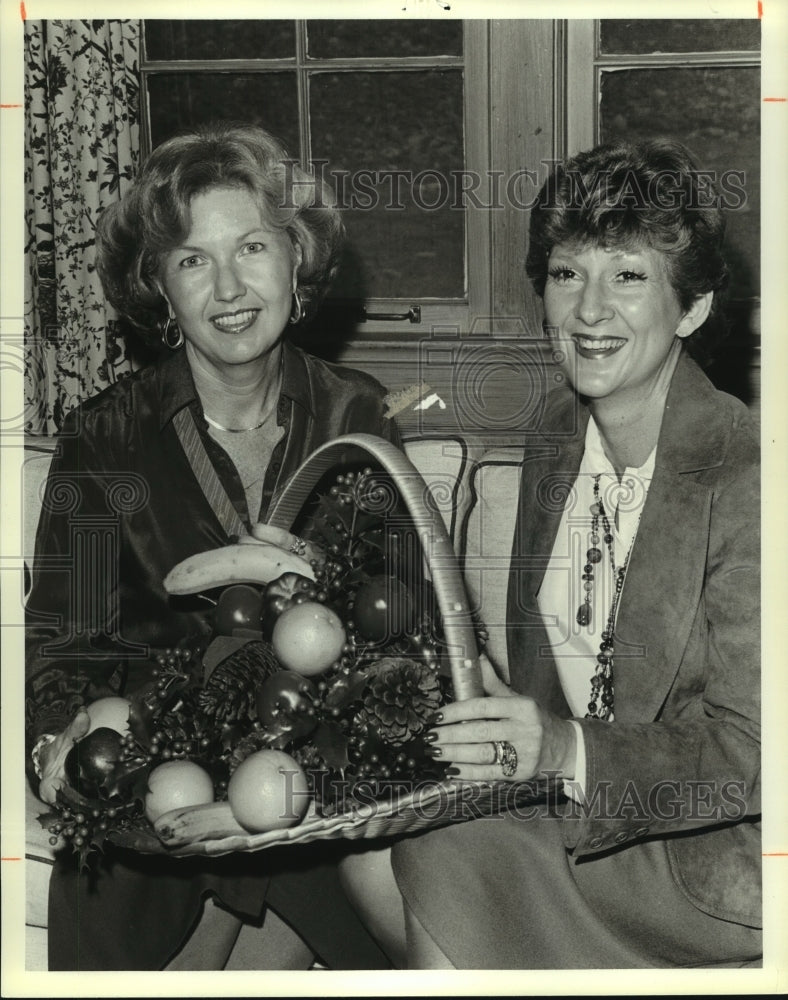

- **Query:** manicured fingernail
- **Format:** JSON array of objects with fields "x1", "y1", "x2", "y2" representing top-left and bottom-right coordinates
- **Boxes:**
[
  {"x1": 426, "y1": 746, "x2": 442, "y2": 758},
  {"x1": 431, "y1": 712, "x2": 444, "y2": 725},
  {"x1": 445, "y1": 767, "x2": 460, "y2": 776},
  {"x1": 424, "y1": 731, "x2": 439, "y2": 743}
]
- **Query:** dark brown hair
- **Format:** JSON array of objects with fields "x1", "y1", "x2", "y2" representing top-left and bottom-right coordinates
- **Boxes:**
[{"x1": 526, "y1": 138, "x2": 730, "y2": 362}]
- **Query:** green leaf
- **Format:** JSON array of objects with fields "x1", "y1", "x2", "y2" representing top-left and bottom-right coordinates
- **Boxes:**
[
  {"x1": 311, "y1": 721, "x2": 350, "y2": 772},
  {"x1": 324, "y1": 669, "x2": 369, "y2": 712},
  {"x1": 37, "y1": 809, "x2": 61, "y2": 831},
  {"x1": 128, "y1": 681, "x2": 160, "y2": 744},
  {"x1": 99, "y1": 758, "x2": 151, "y2": 801}
]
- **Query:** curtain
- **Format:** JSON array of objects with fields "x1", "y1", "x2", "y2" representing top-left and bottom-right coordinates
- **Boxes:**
[{"x1": 24, "y1": 20, "x2": 141, "y2": 435}]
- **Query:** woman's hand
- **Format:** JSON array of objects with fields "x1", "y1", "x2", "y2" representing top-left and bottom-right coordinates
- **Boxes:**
[
  {"x1": 426, "y1": 655, "x2": 577, "y2": 782},
  {"x1": 35, "y1": 708, "x2": 91, "y2": 805}
]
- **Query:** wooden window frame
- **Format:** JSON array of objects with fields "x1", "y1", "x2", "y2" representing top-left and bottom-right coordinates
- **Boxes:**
[
  {"x1": 138, "y1": 20, "x2": 492, "y2": 345},
  {"x1": 561, "y1": 19, "x2": 760, "y2": 156}
]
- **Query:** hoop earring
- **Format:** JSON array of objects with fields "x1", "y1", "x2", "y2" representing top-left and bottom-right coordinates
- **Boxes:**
[
  {"x1": 160, "y1": 316, "x2": 184, "y2": 350},
  {"x1": 289, "y1": 290, "x2": 303, "y2": 325}
]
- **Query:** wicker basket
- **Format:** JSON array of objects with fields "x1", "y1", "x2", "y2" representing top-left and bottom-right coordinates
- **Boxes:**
[{"x1": 115, "y1": 435, "x2": 552, "y2": 856}]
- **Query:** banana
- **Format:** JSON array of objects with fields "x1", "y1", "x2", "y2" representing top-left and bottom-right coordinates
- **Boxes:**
[
  {"x1": 163, "y1": 541, "x2": 316, "y2": 596},
  {"x1": 249, "y1": 522, "x2": 325, "y2": 566},
  {"x1": 154, "y1": 801, "x2": 248, "y2": 845}
]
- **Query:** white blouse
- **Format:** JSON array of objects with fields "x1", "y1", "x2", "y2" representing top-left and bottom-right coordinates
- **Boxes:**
[{"x1": 536, "y1": 417, "x2": 655, "y2": 789}]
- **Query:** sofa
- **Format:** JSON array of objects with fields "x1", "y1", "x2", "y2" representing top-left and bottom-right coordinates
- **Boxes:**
[{"x1": 19, "y1": 432, "x2": 524, "y2": 970}]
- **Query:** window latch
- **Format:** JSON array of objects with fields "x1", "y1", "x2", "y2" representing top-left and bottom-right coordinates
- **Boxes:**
[{"x1": 360, "y1": 306, "x2": 422, "y2": 324}]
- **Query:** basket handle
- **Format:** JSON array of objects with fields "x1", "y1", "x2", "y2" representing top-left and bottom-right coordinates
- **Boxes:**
[{"x1": 267, "y1": 433, "x2": 484, "y2": 701}]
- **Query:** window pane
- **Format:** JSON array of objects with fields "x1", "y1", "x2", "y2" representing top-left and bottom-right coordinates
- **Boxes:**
[
  {"x1": 599, "y1": 67, "x2": 760, "y2": 298},
  {"x1": 311, "y1": 70, "x2": 465, "y2": 300},
  {"x1": 307, "y1": 20, "x2": 463, "y2": 58},
  {"x1": 147, "y1": 73, "x2": 300, "y2": 155},
  {"x1": 600, "y1": 19, "x2": 760, "y2": 54},
  {"x1": 144, "y1": 20, "x2": 295, "y2": 61}
]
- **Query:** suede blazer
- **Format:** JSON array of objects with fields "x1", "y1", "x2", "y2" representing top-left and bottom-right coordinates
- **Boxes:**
[{"x1": 506, "y1": 351, "x2": 761, "y2": 928}]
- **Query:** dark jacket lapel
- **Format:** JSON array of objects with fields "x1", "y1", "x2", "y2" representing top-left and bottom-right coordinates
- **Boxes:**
[
  {"x1": 613, "y1": 354, "x2": 731, "y2": 721},
  {"x1": 506, "y1": 388, "x2": 587, "y2": 712}
]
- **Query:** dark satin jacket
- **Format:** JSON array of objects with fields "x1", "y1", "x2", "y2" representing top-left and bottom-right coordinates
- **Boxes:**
[{"x1": 26, "y1": 341, "x2": 398, "y2": 745}]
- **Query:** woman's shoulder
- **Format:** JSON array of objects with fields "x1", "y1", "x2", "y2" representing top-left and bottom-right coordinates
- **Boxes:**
[
  {"x1": 700, "y1": 376, "x2": 759, "y2": 477},
  {"x1": 715, "y1": 392, "x2": 759, "y2": 488},
  {"x1": 287, "y1": 344, "x2": 388, "y2": 402},
  {"x1": 59, "y1": 363, "x2": 159, "y2": 436}
]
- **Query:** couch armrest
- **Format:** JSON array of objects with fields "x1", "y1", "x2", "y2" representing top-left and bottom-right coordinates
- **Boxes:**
[{"x1": 25, "y1": 780, "x2": 57, "y2": 930}]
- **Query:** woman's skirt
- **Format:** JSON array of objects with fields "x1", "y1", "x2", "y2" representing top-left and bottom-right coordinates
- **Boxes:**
[
  {"x1": 391, "y1": 810, "x2": 761, "y2": 969},
  {"x1": 48, "y1": 840, "x2": 389, "y2": 970}
]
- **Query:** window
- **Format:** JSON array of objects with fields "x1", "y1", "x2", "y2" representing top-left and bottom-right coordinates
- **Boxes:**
[
  {"x1": 140, "y1": 20, "x2": 491, "y2": 346},
  {"x1": 139, "y1": 19, "x2": 559, "y2": 441}
]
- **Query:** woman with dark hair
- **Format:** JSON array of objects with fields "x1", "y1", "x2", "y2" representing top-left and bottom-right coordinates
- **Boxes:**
[
  {"x1": 343, "y1": 138, "x2": 761, "y2": 968},
  {"x1": 26, "y1": 122, "x2": 395, "y2": 971}
]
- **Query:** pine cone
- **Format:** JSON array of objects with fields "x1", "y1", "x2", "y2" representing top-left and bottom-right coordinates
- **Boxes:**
[
  {"x1": 198, "y1": 640, "x2": 279, "y2": 725},
  {"x1": 360, "y1": 657, "x2": 442, "y2": 746}
]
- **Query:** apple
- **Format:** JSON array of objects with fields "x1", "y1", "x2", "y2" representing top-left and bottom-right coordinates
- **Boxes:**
[
  {"x1": 352, "y1": 575, "x2": 415, "y2": 643},
  {"x1": 214, "y1": 584, "x2": 264, "y2": 636},
  {"x1": 64, "y1": 727, "x2": 124, "y2": 798},
  {"x1": 255, "y1": 671, "x2": 318, "y2": 740}
]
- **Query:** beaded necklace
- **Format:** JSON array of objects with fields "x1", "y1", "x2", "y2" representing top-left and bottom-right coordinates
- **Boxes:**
[{"x1": 577, "y1": 474, "x2": 634, "y2": 722}]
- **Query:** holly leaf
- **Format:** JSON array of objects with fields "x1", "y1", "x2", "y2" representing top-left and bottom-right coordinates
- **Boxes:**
[
  {"x1": 310, "y1": 513, "x2": 345, "y2": 548},
  {"x1": 99, "y1": 758, "x2": 151, "y2": 801},
  {"x1": 324, "y1": 670, "x2": 368, "y2": 711},
  {"x1": 311, "y1": 721, "x2": 350, "y2": 772},
  {"x1": 201, "y1": 635, "x2": 253, "y2": 682},
  {"x1": 37, "y1": 808, "x2": 61, "y2": 832},
  {"x1": 220, "y1": 722, "x2": 247, "y2": 752},
  {"x1": 128, "y1": 681, "x2": 160, "y2": 744}
]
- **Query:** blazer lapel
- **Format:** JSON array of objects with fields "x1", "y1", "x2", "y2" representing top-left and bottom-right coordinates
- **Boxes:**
[
  {"x1": 612, "y1": 469, "x2": 712, "y2": 722},
  {"x1": 507, "y1": 353, "x2": 733, "y2": 723},
  {"x1": 609, "y1": 354, "x2": 729, "y2": 722},
  {"x1": 506, "y1": 393, "x2": 587, "y2": 709}
]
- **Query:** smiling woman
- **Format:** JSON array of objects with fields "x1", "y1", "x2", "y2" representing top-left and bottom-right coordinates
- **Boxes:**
[
  {"x1": 342, "y1": 138, "x2": 762, "y2": 970},
  {"x1": 542, "y1": 243, "x2": 711, "y2": 470},
  {"x1": 26, "y1": 122, "x2": 398, "y2": 972},
  {"x1": 157, "y1": 188, "x2": 300, "y2": 380}
]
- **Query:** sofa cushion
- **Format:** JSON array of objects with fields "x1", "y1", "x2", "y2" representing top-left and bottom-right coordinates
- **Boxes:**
[
  {"x1": 22, "y1": 443, "x2": 56, "y2": 599},
  {"x1": 401, "y1": 435, "x2": 472, "y2": 540},
  {"x1": 458, "y1": 450, "x2": 523, "y2": 683}
]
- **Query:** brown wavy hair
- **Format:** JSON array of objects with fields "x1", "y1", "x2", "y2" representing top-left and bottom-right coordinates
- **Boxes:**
[{"x1": 96, "y1": 121, "x2": 344, "y2": 343}]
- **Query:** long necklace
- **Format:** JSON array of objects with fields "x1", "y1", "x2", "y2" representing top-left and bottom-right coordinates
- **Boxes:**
[
  {"x1": 578, "y1": 474, "x2": 633, "y2": 723},
  {"x1": 203, "y1": 413, "x2": 267, "y2": 434}
]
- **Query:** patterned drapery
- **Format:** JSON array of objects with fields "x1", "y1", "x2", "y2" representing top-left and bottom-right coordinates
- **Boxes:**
[{"x1": 24, "y1": 20, "x2": 141, "y2": 435}]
